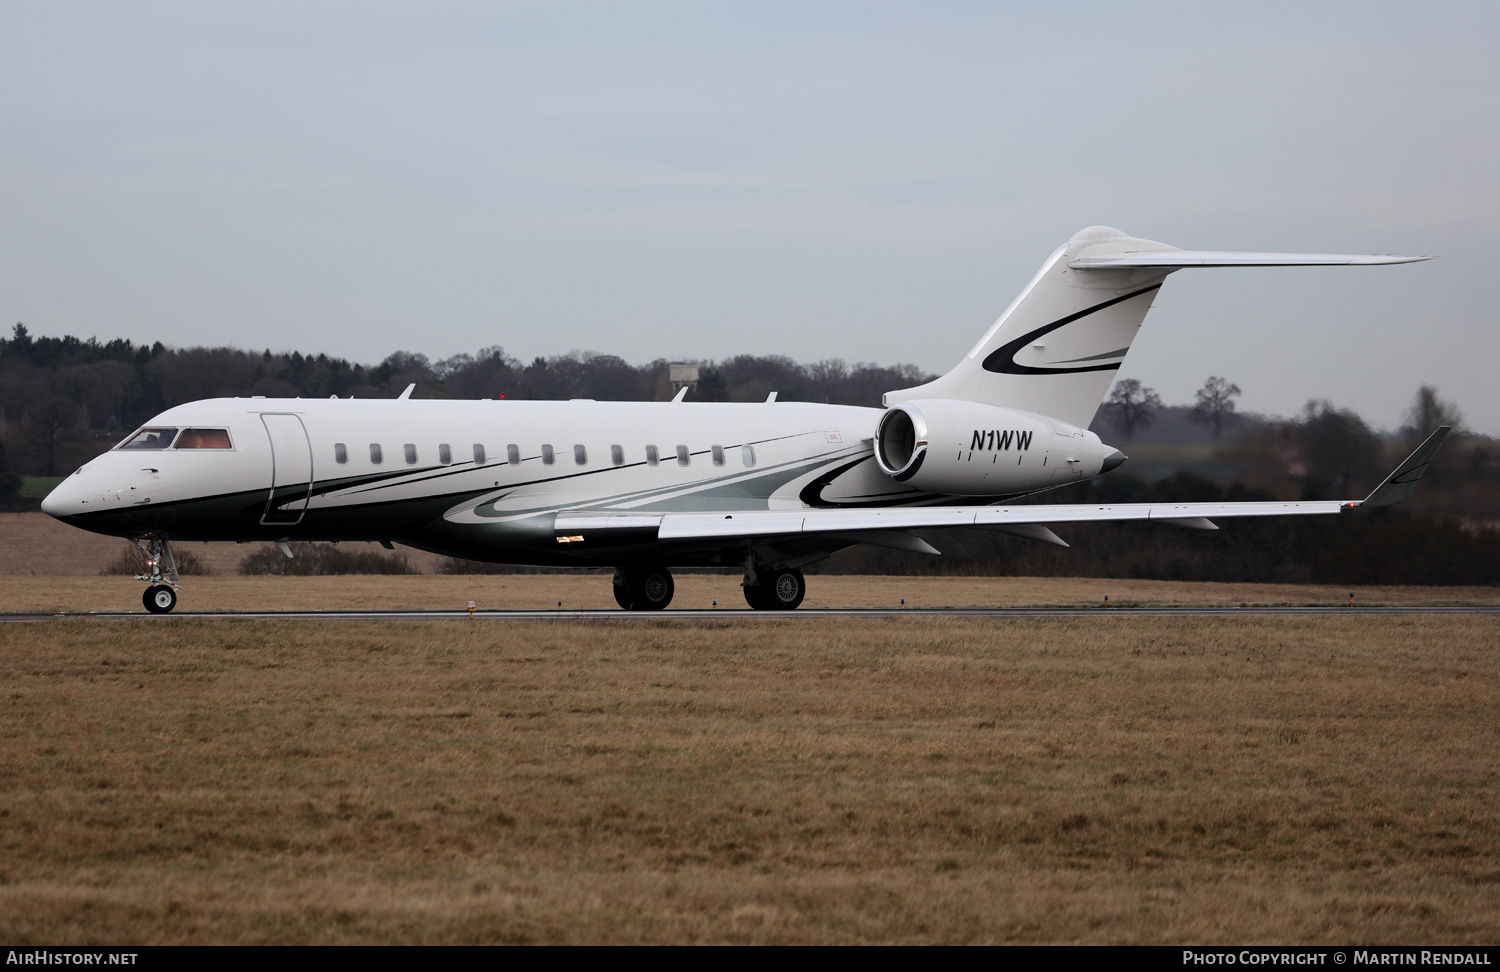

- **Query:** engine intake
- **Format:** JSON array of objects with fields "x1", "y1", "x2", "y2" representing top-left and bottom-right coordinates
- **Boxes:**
[
  {"x1": 875, "y1": 405, "x2": 928, "y2": 481},
  {"x1": 874, "y1": 399, "x2": 1113, "y2": 495}
]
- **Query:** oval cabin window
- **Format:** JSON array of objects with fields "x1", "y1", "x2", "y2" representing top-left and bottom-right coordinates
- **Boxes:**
[{"x1": 334, "y1": 443, "x2": 348, "y2": 464}]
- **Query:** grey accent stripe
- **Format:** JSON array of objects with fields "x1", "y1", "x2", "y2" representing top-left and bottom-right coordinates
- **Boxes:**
[{"x1": 1053, "y1": 346, "x2": 1130, "y2": 365}]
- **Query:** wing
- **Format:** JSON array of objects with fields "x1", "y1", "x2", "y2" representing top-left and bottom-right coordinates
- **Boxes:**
[{"x1": 552, "y1": 428, "x2": 1452, "y2": 555}]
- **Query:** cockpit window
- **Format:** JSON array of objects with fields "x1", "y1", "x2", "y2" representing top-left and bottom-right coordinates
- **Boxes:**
[
  {"x1": 118, "y1": 428, "x2": 179, "y2": 450},
  {"x1": 175, "y1": 428, "x2": 233, "y2": 449}
]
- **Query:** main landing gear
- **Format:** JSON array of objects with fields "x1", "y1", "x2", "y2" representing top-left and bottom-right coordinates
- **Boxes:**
[
  {"x1": 613, "y1": 565, "x2": 675, "y2": 611},
  {"x1": 609, "y1": 562, "x2": 808, "y2": 611},
  {"x1": 134, "y1": 534, "x2": 181, "y2": 614},
  {"x1": 743, "y1": 564, "x2": 806, "y2": 611}
]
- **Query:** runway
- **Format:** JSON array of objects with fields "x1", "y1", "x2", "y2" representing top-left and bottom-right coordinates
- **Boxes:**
[{"x1": 4, "y1": 605, "x2": 1499, "y2": 622}]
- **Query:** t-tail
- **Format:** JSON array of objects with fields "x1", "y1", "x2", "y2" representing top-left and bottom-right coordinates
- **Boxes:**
[{"x1": 883, "y1": 225, "x2": 1431, "y2": 428}]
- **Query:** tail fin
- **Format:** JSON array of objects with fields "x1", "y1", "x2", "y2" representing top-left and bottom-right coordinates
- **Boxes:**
[{"x1": 884, "y1": 226, "x2": 1432, "y2": 428}]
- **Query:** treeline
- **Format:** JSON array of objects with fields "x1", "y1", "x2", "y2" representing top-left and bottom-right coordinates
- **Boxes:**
[
  {"x1": 6, "y1": 323, "x2": 1497, "y2": 586},
  {"x1": 0, "y1": 323, "x2": 930, "y2": 476}
]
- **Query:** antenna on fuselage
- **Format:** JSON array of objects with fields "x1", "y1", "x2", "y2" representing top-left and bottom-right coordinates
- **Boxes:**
[{"x1": 397, "y1": 383, "x2": 415, "y2": 400}]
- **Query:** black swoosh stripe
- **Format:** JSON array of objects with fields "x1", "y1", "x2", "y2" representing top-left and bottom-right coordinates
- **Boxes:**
[{"x1": 981, "y1": 284, "x2": 1161, "y2": 375}]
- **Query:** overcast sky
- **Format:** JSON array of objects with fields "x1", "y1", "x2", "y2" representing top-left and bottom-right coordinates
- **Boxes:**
[{"x1": 3, "y1": 2, "x2": 1496, "y2": 430}]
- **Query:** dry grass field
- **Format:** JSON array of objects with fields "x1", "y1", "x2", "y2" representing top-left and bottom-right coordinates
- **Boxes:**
[
  {"x1": 4, "y1": 574, "x2": 1500, "y2": 615},
  {"x1": 1, "y1": 614, "x2": 1497, "y2": 944}
]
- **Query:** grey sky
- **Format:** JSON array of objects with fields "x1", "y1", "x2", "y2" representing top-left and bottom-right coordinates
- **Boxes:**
[{"x1": 3, "y1": 2, "x2": 1496, "y2": 430}]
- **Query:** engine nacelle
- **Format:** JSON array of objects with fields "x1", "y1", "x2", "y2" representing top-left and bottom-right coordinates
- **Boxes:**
[{"x1": 873, "y1": 399, "x2": 1119, "y2": 495}]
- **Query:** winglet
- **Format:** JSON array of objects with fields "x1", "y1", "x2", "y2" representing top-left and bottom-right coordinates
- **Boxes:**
[
  {"x1": 397, "y1": 383, "x2": 416, "y2": 400},
  {"x1": 1358, "y1": 426, "x2": 1452, "y2": 508},
  {"x1": 671, "y1": 386, "x2": 688, "y2": 403}
]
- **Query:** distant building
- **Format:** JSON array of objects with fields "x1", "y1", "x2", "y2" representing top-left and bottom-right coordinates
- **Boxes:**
[{"x1": 668, "y1": 363, "x2": 700, "y2": 394}]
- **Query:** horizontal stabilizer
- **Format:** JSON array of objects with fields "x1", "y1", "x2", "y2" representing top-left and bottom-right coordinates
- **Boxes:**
[
  {"x1": 1069, "y1": 251, "x2": 1433, "y2": 269},
  {"x1": 1360, "y1": 426, "x2": 1452, "y2": 508}
]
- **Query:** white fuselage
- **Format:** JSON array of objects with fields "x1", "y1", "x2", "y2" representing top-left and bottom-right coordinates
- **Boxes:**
[{"x1": 42, "y1": 396, "x2": 1110, "y2": 567}]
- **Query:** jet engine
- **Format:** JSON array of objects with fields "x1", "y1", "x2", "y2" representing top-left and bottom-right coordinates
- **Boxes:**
[{"x1": 873, "y1": 399, "x2": 1123, "y2": 495}]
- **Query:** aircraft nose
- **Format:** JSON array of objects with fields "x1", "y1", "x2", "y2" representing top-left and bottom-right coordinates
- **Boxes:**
[{"x1": 41, "y1": 471, "x2": 90, "y2": 518}]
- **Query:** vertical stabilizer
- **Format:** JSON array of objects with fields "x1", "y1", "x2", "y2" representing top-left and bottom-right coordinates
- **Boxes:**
[{"x1": 884, "y1": 226, "x2": 1178, "y2": 427}]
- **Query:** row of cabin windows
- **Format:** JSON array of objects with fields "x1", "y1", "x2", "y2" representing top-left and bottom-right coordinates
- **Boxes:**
[{"x1": 333, "y1": 442, "x2": 757, "y2": 468}]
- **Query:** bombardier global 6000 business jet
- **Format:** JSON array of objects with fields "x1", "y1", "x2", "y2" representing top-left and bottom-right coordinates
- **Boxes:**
[{"x1": 42, "y1": 226, "x2": 1447, "y2": 613}]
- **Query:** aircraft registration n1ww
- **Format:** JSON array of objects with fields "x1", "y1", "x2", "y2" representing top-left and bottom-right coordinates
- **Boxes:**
[{"x1": 42, "y1": 226, "x2": 1446, "y2": 614}]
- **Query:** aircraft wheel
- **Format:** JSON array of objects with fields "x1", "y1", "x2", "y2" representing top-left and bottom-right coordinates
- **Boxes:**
[
  {"x1": 615, "y1": 566, "x2": 674, "y2": 610},
  {"x1": 744, "y1": 567, "x2": 805, "y2": 610},
  {"x1": 743, "y1": 578, "x2": 771, "y2": 610},
  {"x1": 764, "y1": 567, "x2": 805, "y2": 610},
  {"x1": 612, "y1": 572, "x2": 634, "y2": 610},
  {"x1": 634, "y1": 566, "x2": 674, "y2": 610},
  {"x1": 143, "y1": 585, "x2": 177, "y2": 614}
]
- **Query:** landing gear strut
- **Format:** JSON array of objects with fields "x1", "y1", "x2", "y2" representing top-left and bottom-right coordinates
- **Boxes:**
[
  {"x1": 613, "y1": 565, "x2": 675, "y2": 611},
  {"x1": 134, "y1": 534, "x2": 181, "y2": 614},
  {"x1": 743, "y1": 564, "x2": 806, "y2": 611}
]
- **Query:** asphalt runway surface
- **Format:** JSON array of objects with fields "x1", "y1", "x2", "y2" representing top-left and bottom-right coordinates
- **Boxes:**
[{"x1": 4, "y1": 606, "x2": 1499, "y2": 622}]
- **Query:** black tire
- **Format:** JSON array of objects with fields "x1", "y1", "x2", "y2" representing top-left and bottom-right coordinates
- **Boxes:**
[
  {"x1": 143, "y1": 585, "x2": 177, "y2": 614},
  {"x1": 742, "y1": 577, "x2": 771, "y2": 610},
  {"x1": 615, "y1": 566, "x2": 674, "y2": 610},
  {"x1": 744, "y1": 567, "x2": 805, "y2": 610},
  {"x1": 634, "y1": 566, "x2": 674, "y2": 610},
  {"x1": 612, "y1": 572, "x2": 634, "y2": 610},
  {"x1": 764, "y1": 567, "x2": 805, "y2": 610}
]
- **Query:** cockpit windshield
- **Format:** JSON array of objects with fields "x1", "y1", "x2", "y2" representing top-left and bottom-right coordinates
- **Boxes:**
[{"x1": 118, "y1": 428, "x2": 179, "y2": 450}]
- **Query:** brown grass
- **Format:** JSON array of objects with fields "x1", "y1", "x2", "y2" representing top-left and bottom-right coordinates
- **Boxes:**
[
  {"x1": 2, "y1": 573, "x2": 1498, "y2": 615},
  {"x1": 0, "y1": 615, "x2": 1497, "y2": 943}
]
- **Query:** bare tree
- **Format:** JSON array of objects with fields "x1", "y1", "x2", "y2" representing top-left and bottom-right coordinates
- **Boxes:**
[
  {"x1": 1189, "y1": 376, "x2": 1242, "y2": 439},
  {"x1": 1294, "y1": 399, "x2": 1383, "y2": 497},
  {"x1": 1404, "y1": 385, "x2": 1463, "y2": 439},
  {"x1": 21, "y1": 395, "x2": 88, "y2": 476},
  {"x1": 1104, "y1": 378, "x2": 1163, "y2": 439}
]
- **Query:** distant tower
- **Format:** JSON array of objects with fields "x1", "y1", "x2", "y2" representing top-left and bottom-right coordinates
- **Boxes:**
[{"x1": 668, "y1": 363, "x2": 700, "y2": 395}]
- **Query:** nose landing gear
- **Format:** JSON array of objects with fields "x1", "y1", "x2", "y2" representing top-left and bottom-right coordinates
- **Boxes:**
[
  {"x1": 134, "y1": 534, "x2": 181, "y2": 614},
  {"x1": 144, "y1": 584, "x2": 177, "y2": 613}
]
